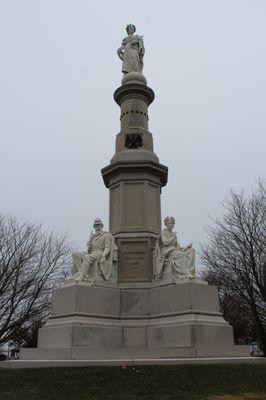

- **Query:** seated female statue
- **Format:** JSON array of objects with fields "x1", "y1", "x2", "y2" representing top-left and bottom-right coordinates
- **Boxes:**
[{"x1": 155, "y1": 216, "x2": 196, "y2": 282}]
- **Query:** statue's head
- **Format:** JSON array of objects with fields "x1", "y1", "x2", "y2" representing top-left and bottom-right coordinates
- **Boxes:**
[
  {"x1": 164, "y1": 216, "x2": 175, "y2": 230},
  {"x1": 93, "y1": 218, "x2": 103, "y2": 232},
  {"x1": 126, "y1": 24, "x2": 136, "y2": 35}
]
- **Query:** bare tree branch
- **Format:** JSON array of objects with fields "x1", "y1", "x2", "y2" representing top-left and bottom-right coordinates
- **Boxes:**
[
  {"x1": 0, "y1": 213, "x2": 72, "y2": 347},
  {"x1": 201, "y1": 180, "x2": 266, "y2": 355}
]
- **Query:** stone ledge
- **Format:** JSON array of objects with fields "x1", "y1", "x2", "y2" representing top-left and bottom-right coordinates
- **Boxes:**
[
  {"x1": 14, "y1": 357, "x2": 260, "y2": 369},
  {"x1": 114, "y1": 83, "x2": 154, "y2": 106},
  {"x1": 63, "y1": 278, "x2": 208, "y2": 290},
  {"x1": 6, "y1": 355, "x2": 263, "y2": 368},
  {"x1": 101, "y1": 159, "x2": 168, "y2": 188},
  {"x1": 49, "y1": 309, "x2": 224, "y2": 321}
]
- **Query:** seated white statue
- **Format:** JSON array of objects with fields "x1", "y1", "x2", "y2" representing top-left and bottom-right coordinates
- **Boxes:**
[
  {"x1": 154, "y1": 216, "x2": 196, "y2": 282},
  {"x1": 68, "y1": 218, "x2": 117, "y2": 286}
]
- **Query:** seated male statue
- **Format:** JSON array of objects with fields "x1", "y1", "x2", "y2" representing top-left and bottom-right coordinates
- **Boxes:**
[
  {"x1": 154, "y1": 216, "x2": 196, "y2": 282},
  {"x1": 68, "y1": 218, "x2": 117, "y2": 285}
]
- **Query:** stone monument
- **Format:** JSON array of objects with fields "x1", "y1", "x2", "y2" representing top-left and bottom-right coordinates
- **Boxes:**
[{"x1": 21, "y1": 25, "x2": 249, "y2": 360}]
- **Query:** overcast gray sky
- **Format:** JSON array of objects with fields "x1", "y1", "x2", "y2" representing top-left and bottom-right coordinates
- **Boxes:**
[{"x1": 0, "y1": 0, "x2": 265, "y2": 256}]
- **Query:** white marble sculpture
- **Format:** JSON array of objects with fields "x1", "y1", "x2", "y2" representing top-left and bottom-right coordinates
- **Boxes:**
[
  {"x1": 68, "y1": 218, "x2": 117, "y2": 286},
  {"x1": 117, "y1": 24, "x2": 145, "y2": 74},
  {"x1": 154, "y1": 216, "x2": 196, "y2": 282}
]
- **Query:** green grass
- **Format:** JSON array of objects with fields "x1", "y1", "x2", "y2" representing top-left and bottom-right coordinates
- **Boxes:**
[{"x1": 0, "y1": 364, "x2": 266, "y2": 400}]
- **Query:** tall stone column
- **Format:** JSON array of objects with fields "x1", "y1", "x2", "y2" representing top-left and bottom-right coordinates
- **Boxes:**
[{"x1": 101, "y1": 74, "x2": 168, "y2": 282}]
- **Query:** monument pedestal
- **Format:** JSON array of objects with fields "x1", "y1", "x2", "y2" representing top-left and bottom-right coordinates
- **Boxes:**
[{"x1": 21, "y1": 280, "x2": 249, "y2": 360}]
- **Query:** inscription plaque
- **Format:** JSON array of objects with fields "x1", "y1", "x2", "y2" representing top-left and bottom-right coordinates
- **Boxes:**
[{"x1": 118, "y1": 238, "x2": 153, "y2": 282}]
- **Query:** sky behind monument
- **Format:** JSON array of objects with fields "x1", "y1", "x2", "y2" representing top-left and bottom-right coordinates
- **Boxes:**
[{"x1": 0, "y1": 0, "x2": 265, "y2": 259}]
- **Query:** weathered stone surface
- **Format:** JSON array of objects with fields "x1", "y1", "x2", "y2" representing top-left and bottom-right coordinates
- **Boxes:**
[
  {"x1": 120, "y1": 288, "x2": 150, "y2": 316},
  {"x1": 123, "y1": 327, "x2": 147, "y2": 347},
  {"x1": 20, "y1": 281, "x2": 249, "y2": 359},
  {"x1": 52, "y1": 283, "x2": 120, "y2": 318},
  {"x1": 148, "y1": 324, "x2": 193, "y2": 347},
  {"x1": 21, "y1": 345, "x2": 197, "y2": 361},
  {"x1": 150, "y1": 282, "x2": 221, "y2": 315}
]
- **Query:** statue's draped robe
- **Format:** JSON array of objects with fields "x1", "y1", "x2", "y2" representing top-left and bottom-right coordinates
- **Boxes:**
[
  {"x1": 72, "y1": 231, "x2": 117, "y2": 285},
  {"x1": 155, "y1": 230, "x2": 195, "y2": 281},
  {"x1": 121, "y1": 35, "x2": 144, "y2": 74}
]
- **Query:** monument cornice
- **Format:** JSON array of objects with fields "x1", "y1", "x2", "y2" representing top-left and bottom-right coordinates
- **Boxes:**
[{"x1": 101, "y1": 159, "x2": 168, "y2": 188}]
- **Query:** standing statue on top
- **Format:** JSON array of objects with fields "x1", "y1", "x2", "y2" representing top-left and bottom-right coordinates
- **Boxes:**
[
  {"x1": 154, "y1": 216, "x2": 196, "y2": 282},
  {"x1": 117, "y1": 24, "x2": 145, "y2": 74}
]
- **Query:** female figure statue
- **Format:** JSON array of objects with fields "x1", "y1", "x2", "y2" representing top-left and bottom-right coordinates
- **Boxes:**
[
  {"x1": 117, "y1": 24, "x2": 145, "y2": 74},
  {"x1": 155, "y1": 216, "x2": 196, "y2": 282}
]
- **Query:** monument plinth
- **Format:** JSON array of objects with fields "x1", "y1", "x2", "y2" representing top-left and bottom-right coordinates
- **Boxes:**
[{"x1": 21, "y1": 25, "x2": 249, "y2": 361}]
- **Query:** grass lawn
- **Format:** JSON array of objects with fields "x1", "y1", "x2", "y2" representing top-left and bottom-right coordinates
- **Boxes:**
[{"x1": 0, "y1": 364, "x2": 266, "y2": 400}]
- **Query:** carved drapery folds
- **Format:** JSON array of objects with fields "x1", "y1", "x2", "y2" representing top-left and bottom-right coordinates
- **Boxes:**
[
  {"x1": 154, "y1": 216, "x2": 196, "y2": 283},
  {"x1": 66, "y1": 219, "x2": 117, "y2": 286},
  {"x1": 117, "y1": 24, "x2": 145, "y2": 75}
]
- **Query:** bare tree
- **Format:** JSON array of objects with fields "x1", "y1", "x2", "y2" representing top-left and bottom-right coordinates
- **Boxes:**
[
  {"x1": 0, "y1": 213, "x2": 71, "y2": 347},
  {"x1": 201, "y1": 180, "x2": 266, "y2": 356}
]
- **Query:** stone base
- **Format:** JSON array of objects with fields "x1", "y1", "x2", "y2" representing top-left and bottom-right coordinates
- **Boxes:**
[
  {"x1": 3, "y1": 356, "x2": 265, "y2": 369},
  {"x1": 21, "y1": 346, "x2": 195, "y2": 360},
  {"x1": 21, "y1": 281, "x2": 250, "y2": 360},
  {"x1": 21, "y1": 344, "x2": 249, "y2": 361}
]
